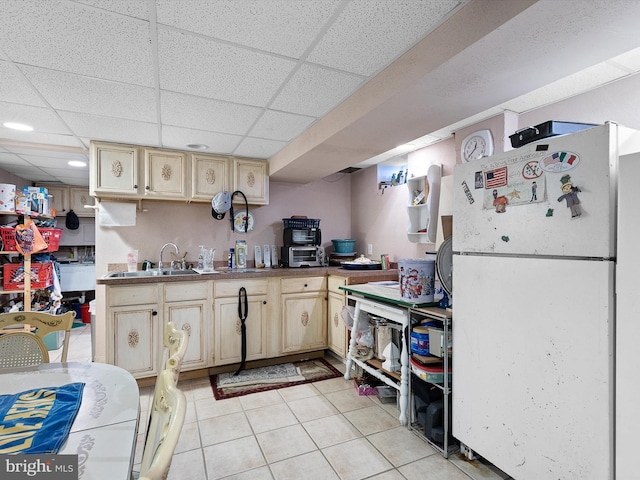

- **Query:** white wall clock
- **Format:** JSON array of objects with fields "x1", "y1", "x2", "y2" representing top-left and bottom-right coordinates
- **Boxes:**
[{"x1": 461, "y1": 129, "x2": 494, "y2": 162}]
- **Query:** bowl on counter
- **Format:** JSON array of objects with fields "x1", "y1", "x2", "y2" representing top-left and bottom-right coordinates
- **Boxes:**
[{"x1": 332, "y1": 239, "x2": 356, "y2": 253}]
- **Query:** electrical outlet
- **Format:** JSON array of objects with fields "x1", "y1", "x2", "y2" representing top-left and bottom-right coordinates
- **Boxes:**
[{"x1": 367, "y1": 244, "x2": 373, "y2": 255}]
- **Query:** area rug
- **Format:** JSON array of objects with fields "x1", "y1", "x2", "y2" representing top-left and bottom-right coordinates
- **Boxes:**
[{"x1": 210, "y1": 358, "x2": 343, "y2": 400}]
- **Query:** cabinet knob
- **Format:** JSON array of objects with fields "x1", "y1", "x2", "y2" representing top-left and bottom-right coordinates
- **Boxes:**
[
  {"x1": 262, "y1": 300, "x2": 267, "y2": 305},
  {"x1": 134, "y1": 184, "x2": 138, "y2": 189},
  {"x1": 152, "y1": 311, "x2": 158, "y2": 316},
  {"x1": 304, "y1": 283, "x2": 308, "y2": 287},
  {"x1": 145, "y1": 186, "x2": 150, "y2": 190}
]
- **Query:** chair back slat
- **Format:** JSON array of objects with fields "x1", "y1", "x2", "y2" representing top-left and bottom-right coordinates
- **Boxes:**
[{"x1": 0, "y1": 312, "x2": 75, "y2": 362}]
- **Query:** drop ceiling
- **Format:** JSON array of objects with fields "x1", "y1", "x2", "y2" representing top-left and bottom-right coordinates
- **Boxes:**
[{"x1": 1, "y1": 0, "x2": 640, "y2": 187}]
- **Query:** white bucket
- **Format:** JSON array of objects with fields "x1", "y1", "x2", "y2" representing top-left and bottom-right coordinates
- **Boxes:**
[
  {"x1": 398, "y1": 259, "x2": 435, "y2": 303},
  {"x1": 0, "y1": 184, "x2": 16, "y2": 213}
]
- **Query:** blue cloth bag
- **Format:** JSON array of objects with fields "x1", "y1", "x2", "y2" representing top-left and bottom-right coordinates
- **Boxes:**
[{"x1": 0, "y1": 382, "x2": 85, "y2": 454}]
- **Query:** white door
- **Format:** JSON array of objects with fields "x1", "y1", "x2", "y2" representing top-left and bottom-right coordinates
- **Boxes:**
[{"x1": 452, "y1": 254, "x2": 613, "y2": 480}]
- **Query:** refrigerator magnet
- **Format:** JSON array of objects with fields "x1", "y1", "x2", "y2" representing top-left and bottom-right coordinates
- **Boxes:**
[{"x1": 557, "y1": 175, "x2": 582, "y2": 218}]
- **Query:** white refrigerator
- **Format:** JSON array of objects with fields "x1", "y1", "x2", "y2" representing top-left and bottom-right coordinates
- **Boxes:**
[{"x1": 451, "y1": 123, "x2": 640, "y2": 480}]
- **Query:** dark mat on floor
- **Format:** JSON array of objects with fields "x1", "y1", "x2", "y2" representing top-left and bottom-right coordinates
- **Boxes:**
[{"x1": 210, "y1": 357, "x2": 343, "y2": 400}]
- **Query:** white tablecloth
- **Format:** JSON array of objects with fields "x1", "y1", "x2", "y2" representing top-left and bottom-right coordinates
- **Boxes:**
[{"x1": 0, "y1": 362, "x2": 140, "y2": 480}]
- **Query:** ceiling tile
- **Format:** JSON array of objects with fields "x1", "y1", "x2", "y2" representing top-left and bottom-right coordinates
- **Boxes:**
[
  {"x1": 249, "y1": 110, "x2": 316, "y2": 142},
  {"x1": 0, "y1": 103, "x2": 71, "y2": 134},
  {"x1": 160, "y1": 91, "x2": 262, "y2": 135},
  {"x1": 5, "y1": 148, "x2": 89, "y2": 161},
  {"x1": 12, "y1": 154, "x2": 73, "y2": 169},
  {"x1": 609, "y1": 47, "x2": 640, "y2": 71},
  {"x1": 499, "y1": 63, "x2": 629, "y2": 114},
  {"x1": 40, "y1": 166, "x2": 89, "y2": 179},
  {"x1": 271, "y1": 63, "x2": 364, "y2": 117},
  {"x1": 161, "y1": 125, "x2": 242, "y2": 154},
  {"x1": 71, "y1": 0, "x2": 150, "y2": 20},
  {"x1": 20, "y1": 65, "x2": 157, "y2": 122},
  {"x1": 307, "y1": 0, "x2": 462, "y2": 76},
  {"x1": 156, "y1": 0, "x2": 341, "y2": 58},
  {"x1": 0, "y1": 60, "x2": 47, "y2": 107},
  {"x1": 233, "y1": 137, "x2": 286, "y2": 159},
  {"x1": 58, "y1": 111, "x2": 159, "y2": 145},
  {"x1": 0, "y1": 0, "x2": 154, "y2": 86},
  {"x1": 0, "y1": 152, "x2": 31, "y2": 166},
  {"x1": 157, "y1": 28, "x2": 297, "y2": 106}
]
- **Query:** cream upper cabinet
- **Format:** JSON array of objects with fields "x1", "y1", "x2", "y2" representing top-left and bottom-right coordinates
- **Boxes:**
[
  {"x1": 191, "y1": 153, "x2": 230, "y2": 201},
  {"x1": 90, "y1": 141, "x2": 140, "y2": 197},
  {"x1": 280, "y1": 277, "x2": 327, "y2": 354},
  {"x1": 144, "y1": 148, "x2": 187, "y2": 199},
  {"x1": 233, "y1": 157, "x2": 269, "y2": 205},
  {"x1": 36, "y1": 184, "x2": 95, "y2": 217},
  {"x1": 90, "y1": 141, "x2": 270, "y2": 205},
  {"x1": 42, "y1": 185, "x2": 68, "y2": 215},
  {"x1": 68, "y1": 187, "x2": 95, "y2": 216}
]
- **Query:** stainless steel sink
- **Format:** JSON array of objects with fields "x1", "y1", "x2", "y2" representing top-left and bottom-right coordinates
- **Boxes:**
[{"x1": 104, "y1": 269, "x2": 197, "y2": 278}]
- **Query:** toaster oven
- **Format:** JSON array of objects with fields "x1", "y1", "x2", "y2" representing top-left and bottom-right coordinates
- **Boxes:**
[{"x1": 281, "y1": 246, "x2": 325, "y2": 268}]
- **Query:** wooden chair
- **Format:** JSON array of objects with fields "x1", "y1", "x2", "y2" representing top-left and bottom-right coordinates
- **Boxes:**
[
  {"x1": 136, "y1": 369, "x2": 187, "y2": 480},
  {"x1": 0, "y1": 331, "x2": 50, "y2": 368},
  {"x1": 0, "y1": 311, "x2": 76, "y2": 362},
  {"x1": 163, "y1": 322, "x2": 188, "y2": 378}
]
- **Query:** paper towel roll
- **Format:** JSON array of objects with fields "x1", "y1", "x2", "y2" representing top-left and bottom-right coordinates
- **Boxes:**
[{"x1": 98, "y1": 201, "x2": 137, "y2": 226}]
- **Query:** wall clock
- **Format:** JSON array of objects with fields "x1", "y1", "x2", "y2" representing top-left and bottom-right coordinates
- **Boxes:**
[{"x1": 461, "y1": 129, "x2": 494, "y2": 162}]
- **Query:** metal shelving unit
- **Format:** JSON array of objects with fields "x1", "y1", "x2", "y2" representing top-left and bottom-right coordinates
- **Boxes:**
[{"x1": 408, "y1": 306, "x2": 456, "y2": 458}]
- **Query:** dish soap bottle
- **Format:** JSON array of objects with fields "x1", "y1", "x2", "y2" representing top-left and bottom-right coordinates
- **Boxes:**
[{"x1": 235, "y1": 240, "x2": 247, "y2": 269}]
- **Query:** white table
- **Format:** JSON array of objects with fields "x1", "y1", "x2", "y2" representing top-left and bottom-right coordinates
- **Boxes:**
[
  {"x1": 0, "y1": 362, "x2": 140, "y2": 480},
  {"x1": 341, "y1": 283, "x2": 429, "y2": 426}
]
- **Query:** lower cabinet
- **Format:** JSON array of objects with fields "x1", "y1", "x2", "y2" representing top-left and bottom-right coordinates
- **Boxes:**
[
  {"x1": 281, "y1": 277, "x2": 327, "y2": 354},
  {"x1": 213, "y1": 279, "x2": 268, "y2": 365},
  {"x1": 163, "y1": 281, "x2": 210, "y2": 371},
  {"x1": 107, "y1": 284, "x2": 160, "y2": 379},
  {"x1": 327, "y1": 275, "x2": 348, "y2": 358}
]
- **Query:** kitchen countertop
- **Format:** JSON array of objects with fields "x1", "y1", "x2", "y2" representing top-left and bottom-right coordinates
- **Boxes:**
[{"x1": 97, "y1": 266, "x2": 399, "y2": 285}]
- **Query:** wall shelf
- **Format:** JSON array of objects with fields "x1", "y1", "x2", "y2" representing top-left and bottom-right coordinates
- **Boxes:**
[{"x1": 406, "y1": 165, "x2": 442, "y2": 244}]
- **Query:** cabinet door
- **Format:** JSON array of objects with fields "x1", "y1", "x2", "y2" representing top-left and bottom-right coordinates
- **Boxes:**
[
  {"x1": 44, "y1": 185, "x2": 68, "y2": 216},
  {"x1": 328, "y1": 291, "x2": 347, "y2": 358},
  {"x1": 165, "y1": 300, "x2": 209, "y2": 370},
  {"x1": 144, "y1": 149, "x2": 187, "y2": 199},
  {"x1": 191, "y1": 154, "x2": 230, "y2": 201},
  {"x1": 90, "y1": 142, "x2": 140, "y2": 196},
  {"x1": 68, "y1": 187, "x2": 95, "y2": 217},
  {"x1": 232, "y1": 158, "x2": 269, "y2": 205},
  {"x1": 111, "y1": 303, "x2": 159, "y2": 378},
  {"x1": 214, "y1": 295, "x2": 267, "y2": 365},
  {"x1": 281, "y1": 292, "x2": 327, "y2": 353}
]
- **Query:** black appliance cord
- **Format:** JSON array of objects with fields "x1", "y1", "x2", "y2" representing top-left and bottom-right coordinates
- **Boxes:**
[
  {"x1": 229, "y1": 190, "x2": 249, "y2": 233},
  {"x1": 233, "y1": 286, "x2": 248, "y2": 376}
]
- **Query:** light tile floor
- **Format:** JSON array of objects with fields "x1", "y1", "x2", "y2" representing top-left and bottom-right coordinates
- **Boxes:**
[{"x1": 55, "y1": 325, "x2": 513, "y2": 480}]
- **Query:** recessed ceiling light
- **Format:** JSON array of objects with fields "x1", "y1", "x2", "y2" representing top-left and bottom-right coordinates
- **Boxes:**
[
  {"x1": 186, "y1": 144, "x2": 209, "y2": 150},
  {"x1": 3, "y1": 122, "x2": 33, "y2": 131},
  {"x1": 68, "y1": 160, "x2": 87, "y2": 167},
  {"x1": 395, "y1": 143, "x2": 415, "y2": 152}
]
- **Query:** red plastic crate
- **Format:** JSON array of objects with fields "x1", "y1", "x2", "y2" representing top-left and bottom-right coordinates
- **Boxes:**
[
  {"x1": 0, "y1": 228, "x2": 62, "y2": 253},
  {"x1": 3, "y1": 262, "x2": 54, "y2": 291}
]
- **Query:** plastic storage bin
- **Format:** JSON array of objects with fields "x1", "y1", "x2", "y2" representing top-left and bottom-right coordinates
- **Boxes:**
[
  {"x1": 43, "y1": 331, "x2": 63, "y2": 351},
  {"x1": 3, "y1": 262, "x2": 54, "y2": 291},
  {"x1": 0, "y1": 227, "x2": 62, "y2": 252}
]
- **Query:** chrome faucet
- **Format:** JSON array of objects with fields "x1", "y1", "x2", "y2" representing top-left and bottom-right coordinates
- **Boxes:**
[{"x1": 159, "y1": 242, "x2": 179, "y2": 271}]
